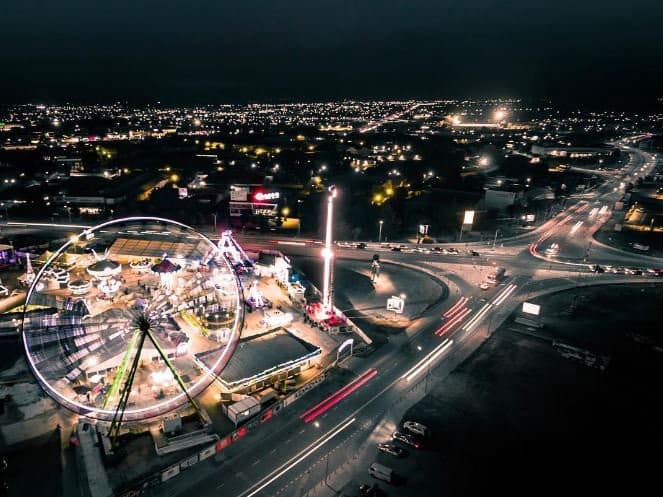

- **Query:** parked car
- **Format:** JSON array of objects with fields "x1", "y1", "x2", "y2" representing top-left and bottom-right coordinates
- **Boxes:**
[
  {"x1": 368, "y1": 462, "x2": 394, "y2": 483},
  {"x1": 403, "y1": 420, "x2": 428, "y2": 437},
  {"x1": 377, "y1": 443, "x2": 404, "y2": 457},
  {"x1": 392, "y1": 431, "x2": 420, "y2": 448}
]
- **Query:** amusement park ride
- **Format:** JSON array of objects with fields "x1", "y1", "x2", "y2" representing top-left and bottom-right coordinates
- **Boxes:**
[
  {"x1": 19, "y1": 199, "x2": 351, "y2": 456},
  {"x1": 105, "y1": 307, "x2": 205, "y2": 445},
  {"x1": 21, "y1": 218, "x2": 244, "y2": 452}
]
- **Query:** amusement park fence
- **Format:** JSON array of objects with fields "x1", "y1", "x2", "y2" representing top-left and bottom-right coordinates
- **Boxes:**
[{"x1": 115, "y1": 371, "x2": 329, "y2": 497}]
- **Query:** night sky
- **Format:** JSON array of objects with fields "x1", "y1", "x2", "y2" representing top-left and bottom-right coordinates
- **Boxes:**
[{"x1": 1, "y1": 0, "x2": 662, "y2": 105}]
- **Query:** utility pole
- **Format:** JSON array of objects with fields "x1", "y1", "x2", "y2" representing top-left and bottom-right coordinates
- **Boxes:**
[{"x1": 492, "y1": 228, "x2": 501, "y2": 250}]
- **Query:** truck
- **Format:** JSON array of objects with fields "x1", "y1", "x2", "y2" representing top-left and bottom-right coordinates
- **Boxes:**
[
  {"x1": 486, "y1": 266, "x2": 506, "y2": 284},
  {"x1": 368, "y1": 462, "x2": 393, "y2": 483}
]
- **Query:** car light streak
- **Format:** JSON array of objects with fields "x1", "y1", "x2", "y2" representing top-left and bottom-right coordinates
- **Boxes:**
[
  {"x1": 300, "y1": 368, "x2": 377, "y2": 423},
  {"x1": 238, "y1": 417, "x2": 357, "y2": 497},
  {"x1": 276, "y1": 240, "x2": 307, "y2": 246},
  {"x1": 402, "y1": 339, "x2": 453, "y2": 382},
  {"x1": 462, "y1": 301, "x2": 492, "y2": 330},
  {"x1": 493, "y1": 284, "x2": 517, "y2": 306},
  {"x1": 569, "y1": 220, "x2": 583, "y2": 235},
  {"x1": 436, "y1": 307, "x2": 471, "y2": 336},
  {"x1": 443, "y1": 296, "x2": 468, "y2": 318},
  {"x1": 462, "y1": 303, "x2": 493, "y2": 332}
]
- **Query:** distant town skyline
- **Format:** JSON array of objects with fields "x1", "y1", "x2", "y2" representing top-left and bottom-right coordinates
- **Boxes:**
[{"x1": 1, "y1": 1, "x2": 662, "y2": 107}]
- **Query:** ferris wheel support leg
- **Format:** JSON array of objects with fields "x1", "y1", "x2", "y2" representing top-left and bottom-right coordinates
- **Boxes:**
[
  {"x1": 108, "y1": 330, "x2": 148, "y2": 444},
  {"x1": 102, "y1": 330, "x2": 139, "y2": 410},
  {"x1": 145, "y1": 329, "x2": 205, "y2": 422}
]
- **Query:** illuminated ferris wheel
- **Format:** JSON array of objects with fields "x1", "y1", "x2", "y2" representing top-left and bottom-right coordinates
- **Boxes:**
[{"x1": 21, "y1": 217, "x2": 244, "y2": 436}]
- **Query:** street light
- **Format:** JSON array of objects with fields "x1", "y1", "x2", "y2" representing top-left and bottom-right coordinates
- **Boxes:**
[
  {"x1": 322, "y1": 186, "x2": 337, "y2": 312},
  {"x1": 493, "y1": 228, "x2": 501, "y2": 250},
  {"x1": 378, "y1": 220, "x2": 384, "y2": 243}
]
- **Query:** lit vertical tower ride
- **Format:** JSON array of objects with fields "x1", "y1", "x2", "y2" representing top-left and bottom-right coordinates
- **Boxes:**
[{"x1": 322, "y1": 185, "x2": 337, "y2": 311}]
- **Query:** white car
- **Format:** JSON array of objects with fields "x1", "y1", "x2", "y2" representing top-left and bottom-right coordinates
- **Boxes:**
[{"x1": 403, "y1": 420, "x2": 428, "y2": 437}]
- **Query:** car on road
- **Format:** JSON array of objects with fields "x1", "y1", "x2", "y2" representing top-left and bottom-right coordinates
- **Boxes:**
[
  {"x1": 470, "y1": 250, "x2": 480, "y2": 256},
  {"x1": 355, "y1": 242, "x2": 367, "y2": 249},
  {"x1": 545, "y1": 243, "x2": 560, "y2": 255},
  {"x1": 590, "y1": 264, "x2": 605, "y2": 273},
  {"x1": 480, "y1": 281, "x2": 492, "y2": 290},
  {"x1": 392, "y1": 431, "x2": 421, "y2": 448},
  {"x1": 610, "y1": 266, "x2": 626, "y2": 274},
  {"x1": 625, "y1": 267, "x2": 643, "y2": 275},
  {"x1": 377, "y1": 443, "x2": 404, "y2": 457},
  {"x1": 403, "y1": 420, "x2": 428, "y2": 437},
  {"x1": 445, "y1": 247, "x2": 459, "y2": 255}
]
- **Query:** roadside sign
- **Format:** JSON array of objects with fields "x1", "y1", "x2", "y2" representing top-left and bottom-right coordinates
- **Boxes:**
[
  {"x1": 522, "y1": 302, "x2": 541, "y2": 316},
  {"x1": 387, "y1": 296, "x2": 405, "y2": 314}
]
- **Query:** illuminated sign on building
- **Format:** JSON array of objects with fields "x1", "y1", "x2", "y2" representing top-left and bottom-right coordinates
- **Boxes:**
[
  {"x1": 254, "y1": 192, "x2": 280, "y2": 201},
  {"x1": 230, "y1": 186, "x2": 250, "y2": 201}
]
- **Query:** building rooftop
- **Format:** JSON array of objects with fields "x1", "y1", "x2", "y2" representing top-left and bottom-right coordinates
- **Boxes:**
[{"x1": 197, "y1": 327, "x2": 320, "y2": 387}]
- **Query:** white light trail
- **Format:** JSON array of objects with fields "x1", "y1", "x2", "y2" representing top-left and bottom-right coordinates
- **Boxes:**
[
  {"x1": 462, "y1": 302, "x2": 492, "y2": 331},
  {"x1": 238, "y1": 417, "x2": 356, "y2": 497},
  {"x1": 402, "y1": 339, "x2": 453, "y2": 382},
  {"x1": 569, "y1": 221, "x2": 583, "y2": 235},
  {"x1": 493, "y1": 284, "x2": 517, "y2": 306},
  {"x1": 463, "y1": 303, "x2": 493, "y2": 332}
]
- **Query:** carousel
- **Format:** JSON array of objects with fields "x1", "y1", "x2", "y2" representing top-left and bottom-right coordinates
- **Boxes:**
[
  {"x1": 129, "y1": 258, "x2": 151, "y2": 273},
  {"x1": 151, "y1": 257, "x2": 182, "y2": 290},
  {"x1": 67, "y1": 279, "x2": 92, "y2": 295},
  {"x1": 87, "y1": 251, "x2": 122, "y2": 280}
]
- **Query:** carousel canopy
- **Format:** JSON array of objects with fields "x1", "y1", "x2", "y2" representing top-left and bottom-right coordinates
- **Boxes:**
[
  {"x1": 151, "y1": 259, "x2": 181, "y2": 273},
  {"x1": 87, "y1": 259, "x2": 121, "y2": 276}
]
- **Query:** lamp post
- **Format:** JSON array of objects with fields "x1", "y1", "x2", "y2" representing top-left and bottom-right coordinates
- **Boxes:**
[
  {"x1": 378, "y1": 220, "x2": 384, "y2": 243},
  {"x1": 322, "y1": 186, "x2": 337, "y2": 312},
  {"x1": 212, "y1": 213, "x2": 217, "y2": 233},
  {"x1": 493, "y1": 228, "x2": 501, "y2": 250}
]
